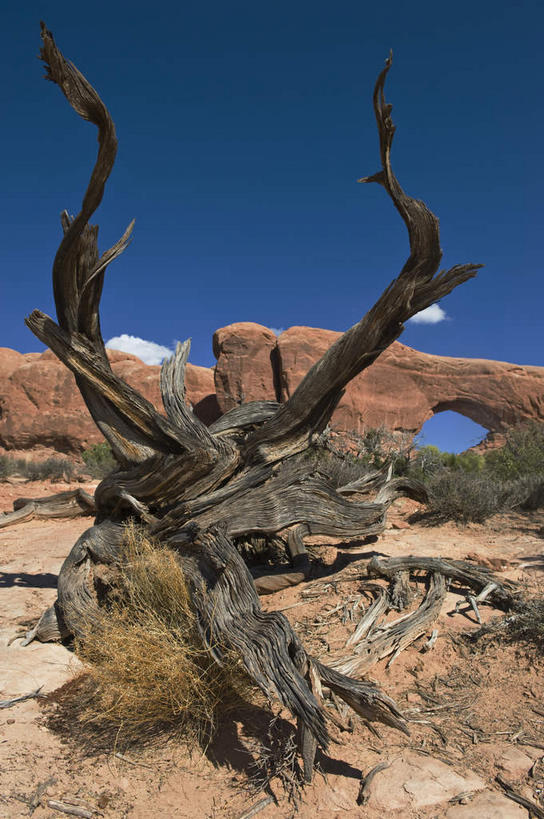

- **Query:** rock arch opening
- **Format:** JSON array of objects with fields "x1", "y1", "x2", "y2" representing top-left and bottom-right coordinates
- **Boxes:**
[{"x1": 418, "y1": 409, "x2": 489, "y2": 453}]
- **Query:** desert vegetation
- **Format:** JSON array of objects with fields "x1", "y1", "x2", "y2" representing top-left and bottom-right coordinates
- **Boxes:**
[
  {"x1": 80, "y1": 442, "x2": 117, "y2": 478},
  {"x1": 0, "y1": 453, "x2": 76, "y2": 482},
  {"x1": 410, "y1": 421, "x2": 544, "y2": 523}
]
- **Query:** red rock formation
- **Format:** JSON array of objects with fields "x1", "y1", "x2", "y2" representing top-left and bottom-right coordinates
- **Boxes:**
[
  {"x1": 213, "y1": 322, "x2": 278, "y2": 412},
  {"x1": 0, "y1": 347, "x2": 219, "y2": 455},
  {"x1": 213, "y1": 324, "x2": 544, "y2": 439},
  {"x1": 2, "y1": 324, "x2": 543, "y2": 456}
]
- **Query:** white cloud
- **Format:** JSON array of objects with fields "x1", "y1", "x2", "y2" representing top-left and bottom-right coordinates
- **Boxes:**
[
  {"x1": 105, "y1": 334, "x2": 174, "y2": 365},
  {"x1": 269, "y1": 327, "x2": 284, "y2": 336},
  {"x1": 409, "y1": 304, "x2": 447, "y2": 325}
]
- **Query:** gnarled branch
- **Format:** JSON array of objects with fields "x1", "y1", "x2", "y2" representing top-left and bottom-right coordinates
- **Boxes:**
[{"x1": 243, "y1": 54, "x2": 481, "y2": 465}]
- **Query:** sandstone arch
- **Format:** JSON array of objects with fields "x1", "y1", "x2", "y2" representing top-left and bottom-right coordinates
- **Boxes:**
[
  {"x1": 428, "y1": 400, "x2": 494, "y2": 441},
  {"x1": 212, "y1": 328, "x2": 544, "y2": 446}
]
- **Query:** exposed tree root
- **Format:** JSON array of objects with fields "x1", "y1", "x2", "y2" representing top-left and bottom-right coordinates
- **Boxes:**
[{"x1": 0, "y1": 489, "x2": 95, "y2": 529}]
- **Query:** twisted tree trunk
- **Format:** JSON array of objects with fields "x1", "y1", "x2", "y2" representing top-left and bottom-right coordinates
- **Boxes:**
[{"x1": 25, "y1": 25, "x2": 483, "y2": 777}]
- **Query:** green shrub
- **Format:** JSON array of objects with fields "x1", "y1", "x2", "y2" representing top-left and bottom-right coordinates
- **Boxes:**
[
  {"x1": 412, "y1": 422, "x2": 544, "y2": 523},
  {"x1": 81, "y1": 442, "x2": 117, "y2": 478},
  {"x1": 484, "y1": 421, "x2": 544, "y2": 481},
  {"x1": 426, "y1": 470, "x2": 501, "y2": 523},
  {"x1": 408, "y1": 445, "x2": 445, "y2": 482}
]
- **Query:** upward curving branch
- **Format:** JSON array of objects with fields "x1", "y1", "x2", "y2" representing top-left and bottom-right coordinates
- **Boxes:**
[
  {"x1": 27, "y1": 24, "x2": 225, "y2": 468},
  {"x1": 243, "y1": 53, "x2": 482, "y2": 464}
]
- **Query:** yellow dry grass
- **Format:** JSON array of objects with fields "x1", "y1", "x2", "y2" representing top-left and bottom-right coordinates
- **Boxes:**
[{"x1": 68, "y1": 524, "x2": 249, "y2": 747}]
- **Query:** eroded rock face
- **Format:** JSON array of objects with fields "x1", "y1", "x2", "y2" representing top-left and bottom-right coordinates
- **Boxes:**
[
  {"x1": 214, "y1": 325, "x2": 544, "y2": 439},
  {"x1": 212, "y1": 322, "x2": 278, "y2": 412},
  {"x1": 2, "y1": 322, "x2": 543, "y2": 456},
  {"x1": 0, "y1": 347, "x2": 219, "y2": 455}
]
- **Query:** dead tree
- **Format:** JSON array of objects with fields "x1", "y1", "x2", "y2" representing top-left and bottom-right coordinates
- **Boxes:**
[{"x1": 24, "y1": 25, "x2": 484, "y2": 776}]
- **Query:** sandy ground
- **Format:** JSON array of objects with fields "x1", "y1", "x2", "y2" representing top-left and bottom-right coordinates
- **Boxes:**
[{"x1": 1, "y1": 482, "x2": 543, "y2": 818}]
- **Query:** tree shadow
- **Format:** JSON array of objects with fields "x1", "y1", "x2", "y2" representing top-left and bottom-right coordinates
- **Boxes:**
[
  {"x1": 0, "y1": 571, "x2": 57, "y2": 588},
  {"x1": 43, "y1": 675, "x2": 361, "y2": 797},
  {"x1": 206, "y1": 697, "x2": 362, "y2": 783},
  {"x1": 316, "y1": 547, "x2": 388, "y2": 579}
]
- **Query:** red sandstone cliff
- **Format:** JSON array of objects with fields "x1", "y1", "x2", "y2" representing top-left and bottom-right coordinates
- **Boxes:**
[
  {"x1": 211, "y1": 323, "x2": 544, "y2": 440},
  {"x1": 0, "y1": 348, "x2": 219, "y2": 455},
  {"x1": 1, "y1": 324, "x2": 543, "y2": 456}
]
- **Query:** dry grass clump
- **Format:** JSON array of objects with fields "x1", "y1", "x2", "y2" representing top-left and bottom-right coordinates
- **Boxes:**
[
  {"x1": 61, "y1": 525, "x2": 250, "y2": 748},
  {"x1": 469, "y1": 595, "x2": 544, "y2": 655}
]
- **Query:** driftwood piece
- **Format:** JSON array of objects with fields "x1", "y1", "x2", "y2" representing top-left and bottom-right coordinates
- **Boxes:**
[
  {"x1": 333, "y1": 573, "x2": 446, "y2": 676},
  {"x1": 357, "y1": 760, "x2": 390, "y2": 805},
  {"x1": 21, "y1": 24, "x2": 484, "y2": 782},
  {"x1": 0, "y1": 490, "x2": 96, "y2": 530},
  {"x1": 236, "y1": 796, "x2": 275, "y2": 819},
  {"x1": 346, "y1": 585, "x2": 388, "y2": 647},
  {"x1": 0, "y1": 686, "x2": 44, "y2": 708},
  {"x1": 367, "y1": 556, "x2": 519, "y2": 611},
  {"x1": 46, "y1": 801, "x2": 93, "y2": 819},
  {"x1": 496, "y1": 774, "x2": 544, "y2": 819}
]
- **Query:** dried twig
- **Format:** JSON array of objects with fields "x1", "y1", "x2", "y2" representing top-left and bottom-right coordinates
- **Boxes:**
[
  {"x1": 496, "y1": 775, "x2": 544, "y2": 819},
  {"x1": 236, "y1": 795, "x2": 275, "y2": 819},
  {"x1": 357, "y1": 761, "x2": 390, "y2": 805},
  {"x1": 0, "y1": 687, "x2": 44, "y2": 708},
  {"x1": 46, "y1": 801, "x2": 94, "y2": 818},
  {"x1": 114, "y1": 752, "x2": 152, "y2": 768}
]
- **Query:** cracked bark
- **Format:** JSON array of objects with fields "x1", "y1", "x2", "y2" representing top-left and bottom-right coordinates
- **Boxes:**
[{"x1": 21, "y1": 25, "x2": 485, "y2": 780}]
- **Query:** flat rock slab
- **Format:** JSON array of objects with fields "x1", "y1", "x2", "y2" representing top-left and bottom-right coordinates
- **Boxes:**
[
  {"x1": 445, "y1": 789, "x2": 528, "y2": 818},
  {"x1": 366, "y1": 751, "x2": 486, "y2": 812},
  {"x1": 1, "y1": 632, "x2": 81, "y2": 697},
  {"x1": 496, "y1": 746, "x2": 535, "y2": 780}
]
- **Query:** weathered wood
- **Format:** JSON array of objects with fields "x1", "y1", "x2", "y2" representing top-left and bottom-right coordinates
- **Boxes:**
[
  {"x1": 0, "y1": 489, "x2": 95, "y2": 530},
  {"x1": 333, "y1": 573, "x2": 446, "y2": 676},
  {"x1": 209, "y1": 401, "x2": 281, "y2": 435},
  {"x1": 242, "y1": 55, "x2": 481, "y2": 465},
  {"x1": 22, "y1": 25, "x2": 486, "y2": 784},
  {"x1": 367, "y1": 555, "x2": 519, "y2": 611}
]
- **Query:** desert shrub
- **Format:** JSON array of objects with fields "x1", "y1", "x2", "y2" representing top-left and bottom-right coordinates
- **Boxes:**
[
  {"x1": 409, "y1": 445, "x2": 484, "y2": 483},
  {"x1": 426, "y1": 470, "x2": 501, "y2": 523},
  {"x1": 0, "y1": 455, "x2": 12, "y2": 480},
  {"x1": 408, "y1": 445, "x2": 446, "y2": 482},
  {"x1": 499, "y1": 474, "x2": 544, "y2": 512},
  {"x1": 27, "y1": 456, "x2": 76, "y2": 481},
  {"x1": 81, "y1": 442, "x2": 117, "y2": 478},
  {"x1": 0, "y1": 454, "x2": 76, "y2": 482},
  {"x1": 484, "y1": 421, "x2": 544, "y2": 481},
  {"x1": 304, "y1": 446, "x2": 372, "y2": 489},
  {"x1": 500, "y1": 597, "x2": 544, "y2": 651},
  {"x1": 72, "y1": 525, "x2": 250, "y2": 747},
  {"x1": 408, "y1": 425, "x2": 544, "y2": 523},
  {"x1": 302, "y1": 425, "x2": 413, "y2": 488},
  {"x1": 444, "y1": 450, "x2": 484, "y2": 473},
  {"x1": 469, "y1": 597, "x2": 544, "y2": 654}
]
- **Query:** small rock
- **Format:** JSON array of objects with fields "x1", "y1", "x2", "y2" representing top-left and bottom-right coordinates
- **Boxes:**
[
  {"x1": 496, "y1": 746, "x2": 534, "y2": 779},
  {"x1": 6, "y1": 718, "x2": 15, "y2": 725},
  {"x1": 391, "y1": 520, "x2": 410, "y2": 530}
]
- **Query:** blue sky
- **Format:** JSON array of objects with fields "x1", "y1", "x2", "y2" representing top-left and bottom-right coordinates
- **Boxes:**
[{"x1": 1, "y1": 1, "x2": 542, "y2": 452}]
